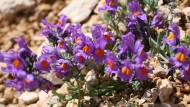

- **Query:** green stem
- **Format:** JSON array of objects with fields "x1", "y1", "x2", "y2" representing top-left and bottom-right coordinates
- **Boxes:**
[{"x1": 76, "y1": 78, "x2": 82, "y2": 107}]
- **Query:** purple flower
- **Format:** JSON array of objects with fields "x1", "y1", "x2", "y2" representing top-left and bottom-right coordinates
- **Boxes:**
[
  {"x1": 93, "y1": 40, "x2": 106, "y2": 64},
  {"x1": 135, "y1": 65, "x2": 152, "y2": 83},
  {"x1": 181, "y1": 64, "x2": 190, "y2": 81},
  {"x1": 103, "y1": 31, "x2": 115, "y2": 44},
  {"x1": 163, "y1": 23, "x2": 180, "y2": 46},
  {"x1": 122, "y1": 32, "x2": 135, "y2": 51},
  {"x1": 38, "y1": 77, "x2": 55, "y2": 93},
  {"x1": 118, "y1": 60, "x2": 133, "y2": 82},
  {"x1": 74, "y1": 51, "x2": 86, "y2": 66},
  {"x1": 92, "y1": 24, "x2": 105, "y2": 40},
  {"x1": 35, "y1": 55, "x2": 52, "y2": 73},
  {"x1": 98, "y1": 0, "x2": 119, "y2": 12},
  {"x1": 91, "y1": 24, "x2": 114, "y2": 44},
  {"x1": 57, "y1": 14, "x2": 67, "y2": 27},
  {"x1": 39, "y1": 18, "x2": 53, "y2": 37},
  {"x1": 74, "y1": 36, "x2": 94, "y2": 58},
  {"x1": 134, "y1": 40, "x2": 150, "y2": 64},
  {"x1": 128, "y1": 0, "x2": 147, "y2": 21},
  {"x1": 52, "y1": 59, "x2": 71, "y2": 75},
  {"x1": 0, "y1": 51, "x2": 25, "y2": 71},
  {"x1": 14, "y1": 36, "x2": 31, "y2": 52},
  {"x1": 169, "y1": 45, "x2": 190, "y2": 70},
  {"x1": 104, "y1": 51, "x2": 120, "y2": 76},
  {"x1": 151, "y1": 14, "x2": 164, "y2": 27}
]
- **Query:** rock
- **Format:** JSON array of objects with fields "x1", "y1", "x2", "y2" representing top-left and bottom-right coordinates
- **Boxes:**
[
  {"x1": 36, "y1": 99, "x2": 51, "y2": 107},
  {"x1": 0, "y1": 98, "x2": 6, "y2": 104},
  {"x1": 3, "y1": 88, "x2": 14, "y2": 102},
  {"x1": 99, "y1": 101, "x2": 114, "y2": 107},
  {"x1": 180, "y1": 0, "x2": 190, "y2": 7},
  {"x1": 0, "y1": 104, "x2": 5, "y2": 107},
  {"x1": 139, "y1": 88, "x2": 158, "y2": 104},
  {"x1": 58, "y1": 0, "x2": 98, "y2": 23},
  {"x1": 162, "y1": 102, "x2": 177, "y2": 107},
  {"x1": 19, "y1": 91, "x2": 38, "y2": 104},
  {"x1": 183, "y1": 7, "x2": 190, "y2": 17},
  {"x1": 94, "y1": 0, "x2": 105, "y2": 14},
  {"x1": 86, "y1": 59, "x2": 103, "y2": 72},
  {"x1": 183, "y1": 94, "x2": 190, "y2": 103},
  {"x1": 0, "y1": 0, "x2": 35, "y2": 15},
  {"x1": 186, "y1": 28, "x2": 190, "y2": 35},
  {"x1": 85, "y1": 69, "x2": 98, "y2": 87},
  {"x1": 181, "y1": 82, "x2": 190, "y2": 92},
  {"x1": 179, "y1": 27, "x2": 186, "y2": 40},
  {"x1": 163, "y1": 0, "x2": 169, "y2": 3},
  {"x1": 66, "y1": 99, "x2": 78, "y2": 107},
  {"x1": 12, "y1": 98, "x2": 18, "y2": 104},
  {"x1": 38, "y1": 90, "x2": 49, "y2": 101},
  {"x1": 153, "y1": 66, "x2": 167, "y2": 78},
  {"x1": 26, "y1": 104, "x2": 37, "y2": 107},
  {"x1": 157, "y1": 79, "x2": 173, "y2": 102},
  {"x1": 142, "y1": 103, "x2": 161, "y2": 107},
  {"x1": 169, "y1": 95, "x2": 176, "y2": 103},
  {"x1": 159, "y1": 5, "x2": 170, "y2": 18},
  {"x1": 47, "y1": 71, "x2": 63, "y2": 85},
  {"x1": 56, "y1": 83, "x2": 68, "y2": 96},
  {"x1": 0, "y1": 85, "x2": 5, "y2": 92},
  {"x1": 157, "y1": 0, "x2": 164, "y2": 6},
  {"x1": 118, "y1": 22, "x2": 127, "y2": 32},
  {"x1": 168, "y1": 8, "x2": 182, "y2": 24}
]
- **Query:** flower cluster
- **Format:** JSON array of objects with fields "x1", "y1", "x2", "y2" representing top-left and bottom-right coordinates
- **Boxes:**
[
  {"x1": 0, "y1": 0, "x2": 190, "y2": 96},
  {"x1": 0, "y1": 37, "x2": 54, "y2": 92}
]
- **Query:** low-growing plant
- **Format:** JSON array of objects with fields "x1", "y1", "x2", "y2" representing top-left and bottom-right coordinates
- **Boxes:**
[{"x1": 0, "y1": 0, "x2": 189, "y2": 106}]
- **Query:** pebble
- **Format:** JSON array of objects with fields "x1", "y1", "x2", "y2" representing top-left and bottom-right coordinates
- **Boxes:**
[
  {"x1": 58, "y1": 0, "x2": 99, "y2": 23},
  {"x1": 0, "y1": 0, "x2": 35, "y2": 15},
  {"x1": 19, "y1": 91, "x2": 39, "y2": 104},
  {"x1": 85, "y1": 69, "x2": 98, "y2": 87},
  {"x1": 0, "y1": 85, "x2": 5, "y2": 92},
  {"x1": 183, "y1": 94, "x2": 190, "y2": 103},
  {"x1": 157, "y1": 79, "x2": 173, "y2": 102},
  {"x1": 153, "y1": 66, "x2": 167, "y2": 78},
  {"x1": 3, "y1": 88, "x2": 14, "y2": 102},
  {"x1": 56, "y1": 83, "x2": 68, "y2": 96}
]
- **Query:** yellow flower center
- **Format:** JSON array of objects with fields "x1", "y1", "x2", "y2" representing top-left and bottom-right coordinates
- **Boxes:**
[
  {"x1": 134, "y1": 11, "x2": 141, "y2": 16},
  {"x1": 167, "y1": 32, "x2": 175, "y2": 40},
  {"x1": 122, "y1": 67, "x2": 130, "y2": 75},
  {"x1": 82, "y1": 45, "x2": 90, "y2": 54},
  {"x1": 175, "y1": 53, "x2": 185, "y2": 62}
]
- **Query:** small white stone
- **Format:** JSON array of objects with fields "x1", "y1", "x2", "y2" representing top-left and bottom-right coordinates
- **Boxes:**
[
  {"x1": 58, "y1": 0, "x2": 99, "y2": 23},
  {"x1": 0, "y1": 0, "x2": 35, "y2": 15},
  {"x1": 19, "y1": 91, "x2": 38, "y2": 104}
]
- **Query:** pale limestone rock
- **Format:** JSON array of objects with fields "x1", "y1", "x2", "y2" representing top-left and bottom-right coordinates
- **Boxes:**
[
  {"x1": 153, "y1": 66, "x2": 167, "y2": 78},
  {"x1": 56, "y1": 83, "x2": 68, "y2": 96},
  {"x1": 38, "y1": 90, "x2": 49, "y2": 101},
  {"x1": 85, "y1": 69, "x2": 98, "y2": 87},
  {"x1": 66, "y1": 99, "x2": 78, "y2": 107},
  {"x1": 0, "y1": 0, "x2": 35, "y2": 15},
  {"x1": 58, "y1": 0, "x2": 98, "y2": 23},
  {"x1": 183, "y1": 7, "x2": 190, "y2": 17},
  {"x1": 47, "y1": 71, "x2": 63, "y2": 85},
  {"x1": 139, "y1": 88, "x2": 158, "y2": 104},
  {"x1": 3, "y1": 88, "x2": 14, "y2": 102},
  {"x1": 157, "y1": 79, "x2": 173, "y2": 102},
  {"x1": 183, "y1": 94, "x2": 190, "y2": 103},
  {"x1": 36, "y1": 99, "x2": 51, "y2": 107},
  {"x1": 19, "y1": 92, "x2": 38, "y2": 104}
]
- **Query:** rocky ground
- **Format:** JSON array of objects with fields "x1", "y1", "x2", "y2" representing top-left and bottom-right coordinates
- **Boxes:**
[{"x1": 0, "y1": 0, "x2": 190, "y2": 107}]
